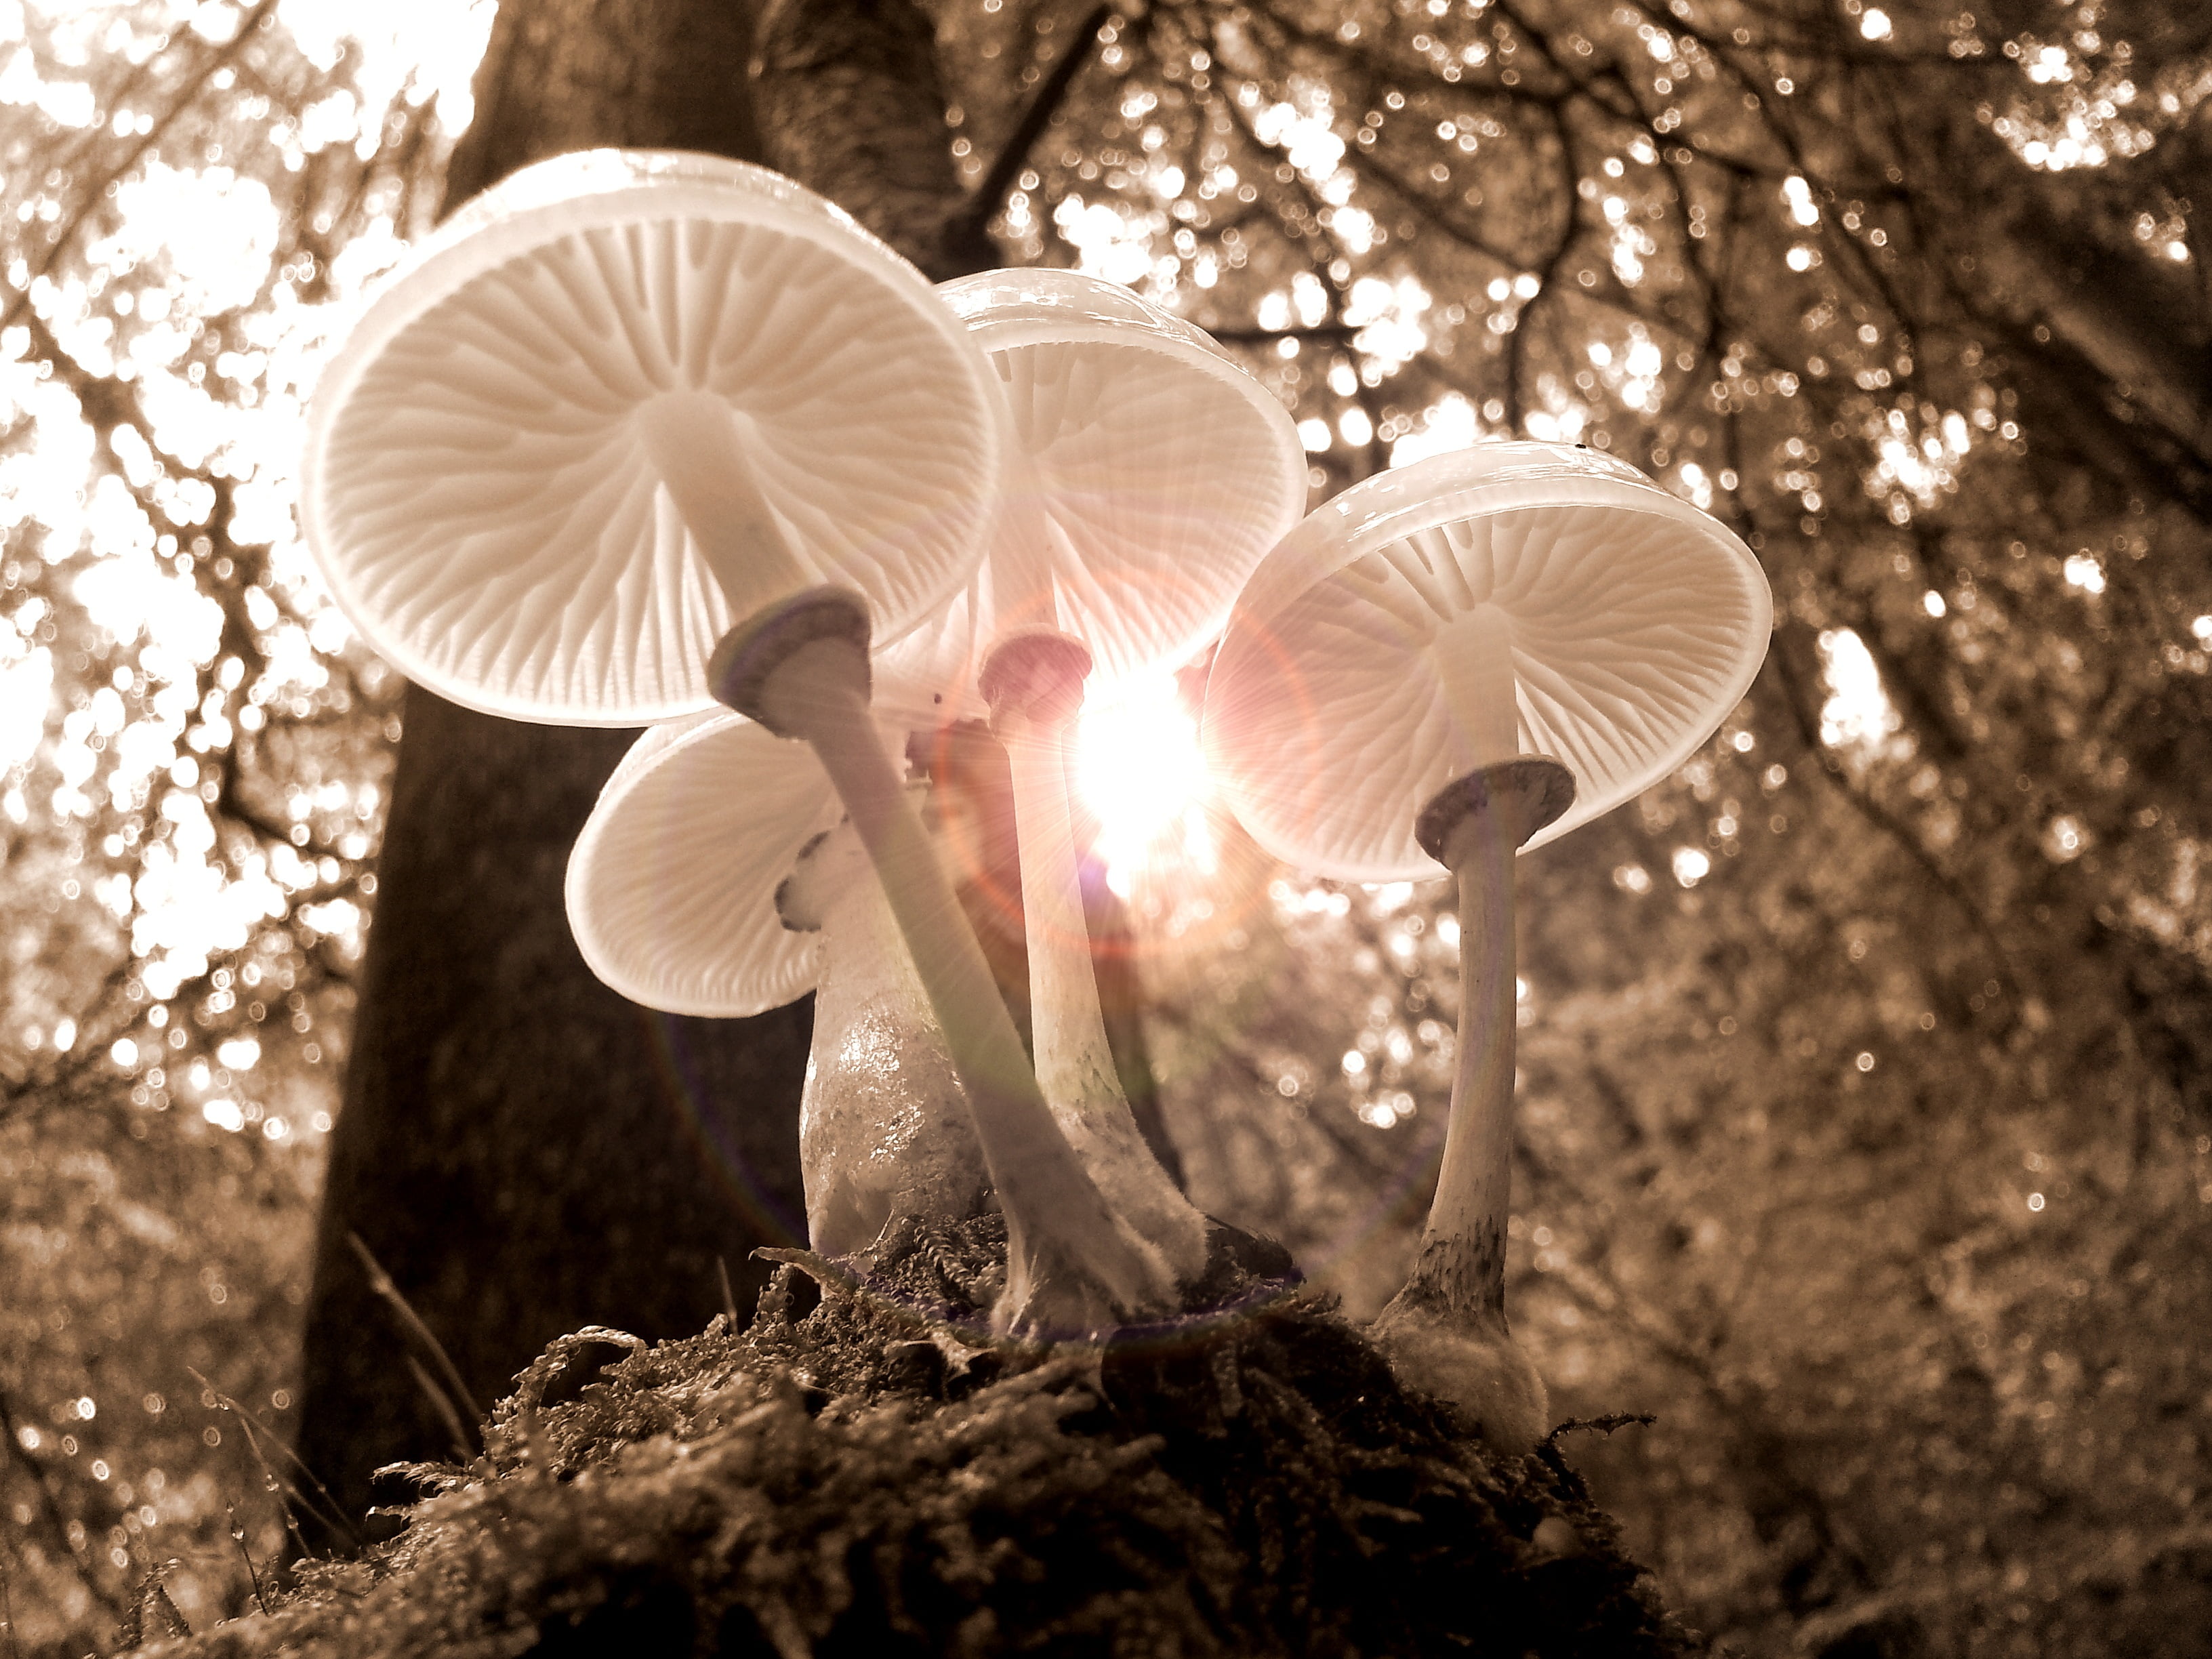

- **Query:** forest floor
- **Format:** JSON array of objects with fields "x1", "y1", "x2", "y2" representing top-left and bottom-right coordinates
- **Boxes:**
[{"x1": 120, "y1": 1218, "x2": 1709, "y2": 1657}]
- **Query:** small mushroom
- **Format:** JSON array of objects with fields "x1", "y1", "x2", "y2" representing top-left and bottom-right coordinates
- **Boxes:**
[
  {"x1": 565, "y1": 710, "x2": 989, "y2": 1255},
  {"x1": 1204, "y1": 441, "x2": 1771, "y2": 1444},
  {"x1": 876, "y1": 269, "x2": 1307, "y2": 1284}
]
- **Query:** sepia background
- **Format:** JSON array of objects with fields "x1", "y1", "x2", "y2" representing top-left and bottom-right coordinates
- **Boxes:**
[{"x1": 2, "y1": 0, "x2": 2209, "y2": 1653}]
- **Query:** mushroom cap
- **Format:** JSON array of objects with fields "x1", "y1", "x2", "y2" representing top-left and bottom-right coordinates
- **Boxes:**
[
  {"x1": 302, "y1": 148, "x2": 1001, "y2": 726},
  {"x1": 1204, "y1": 441, "x2": 1772, "y2": 881},
  {"x1": 566, "y1": 709, "x2": 843, "y2": 1017},
  {"x1": 874, "y1": 267, "x2": 1307, "y2": 724}
]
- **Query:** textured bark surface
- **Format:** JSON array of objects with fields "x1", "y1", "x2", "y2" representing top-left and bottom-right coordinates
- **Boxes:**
[
  {"x1": 449, "y1": 0, "x2": 763, "y2": 194},
  {"x1": 751, "y1": 0, "x2": 999, "y2": 280}
]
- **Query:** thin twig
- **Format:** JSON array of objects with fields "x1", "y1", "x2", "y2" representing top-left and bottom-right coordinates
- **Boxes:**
[
  {"x1": 1545, "y1": 1410, "x2": 1657, "y2": 1445},
  {"x1": 957, "y1": 1, "x2": 1113, "y2": 239},
  {"x1": 226, "y1": 1506, "x2": 272, "y2": 1618},
  {"x1": 717, "y1": 1256, "x2": 741, "y2": 1328},
  {"x1": 404, "y1": 1355, "x2": 474, "y2": 1465},
  {"x1": 348, "y1": 1232, "x2": 485, "y2": 1435},
  {"x1": 186, "y1": 1369, "x2": 353, "y2": 1553}
]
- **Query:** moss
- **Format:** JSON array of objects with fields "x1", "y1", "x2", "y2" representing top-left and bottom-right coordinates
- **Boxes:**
[{"x1": 131, "y1": 1219, "x2": 1709, "y2": 1658}]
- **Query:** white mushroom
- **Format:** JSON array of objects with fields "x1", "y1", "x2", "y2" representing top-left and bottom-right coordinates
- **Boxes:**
[
  {"x1": 876, "y1": 269, "x2": 1308, "y2": 1286},
  {"x1": 1204, "y1": 441, "x2": 1771, "y2": 1445},
  {"x1": 302, "y1": 148, "x2": 1000, "y2": 724},
  {"x1": 565, "y1": 711, "x2": 989, "y2": 1256}
]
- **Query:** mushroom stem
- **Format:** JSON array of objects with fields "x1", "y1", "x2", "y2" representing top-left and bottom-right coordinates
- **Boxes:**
[
  {"x1": 979, "y1": 630, "x2": 1210, "y2": 1285},
  {"x1": 777, "y1": 816, "x2": 991, "y2": 1256},
  {"x1": 1410, "y1": 785, "x2": 1536, "y2": 1313},
  {"x1": 1431, "y1": 603, "x2": 1520, "y2": 772},
  {"x1": 1372, "y1": 756, "x2": 1574, "y2": 1448},
  {"x1": 636, "y1": 393, "x2": 810, "y2": 619},
  {"x1": 714, "y1": 588, "x2": 1178, "y2": 1337}
]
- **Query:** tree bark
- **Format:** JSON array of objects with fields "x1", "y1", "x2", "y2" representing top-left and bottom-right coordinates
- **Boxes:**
[{"x1": 750, "y1": 0, "x2": 1000, "y2": 281}]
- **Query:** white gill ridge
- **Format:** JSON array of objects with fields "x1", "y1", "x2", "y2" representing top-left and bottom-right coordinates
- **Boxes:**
[
  {"x1": 396, "y1": 471, "x2": 613, "y2": 678},
  {"x1": 998, "y1": 343, "x2": 1109, "y2": 455},
  {"x1": 989, "y1": 342, "x2": 1279, "y2": 677},
  {"x1": 570, "y1": 716, "x2": 837, "y2": 1018},
  {"x1": 402, "y1": 457, "x2": 703, "y2": 713},
  {"x1": 1336, "y1": 523, "x2": 1494, "y2": 636}
]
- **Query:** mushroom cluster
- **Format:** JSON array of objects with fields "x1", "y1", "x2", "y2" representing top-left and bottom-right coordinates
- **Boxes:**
[
  {"x1": 302, "y1": 149, "x2": 1298, "y2": 1342},
  {"x1": 1204, "y1": 441, "x2": 1771, "y2": 1443},
  {"x1": 305, "y1": 146, "x2": 1771, "y2": 1382}
]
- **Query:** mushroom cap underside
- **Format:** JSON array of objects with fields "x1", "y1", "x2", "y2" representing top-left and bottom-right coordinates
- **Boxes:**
[
  {"x1": 1204, "y1": 442, "x2": 1773, "y2": 881},
  {"x1": 303, "y1": 148, "x2": 1000, "y2": 726},
  {"x1": 874, "y1": 268, "x2": 1307, "y2": 724},
  {"x1": 566, "y1": 709, "x2": 844, "y2": 1018}
]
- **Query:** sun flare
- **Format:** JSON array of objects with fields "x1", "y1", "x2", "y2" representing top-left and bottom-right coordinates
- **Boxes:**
[{"x1": 1075, "y1": 670, "x2": 1214, "y2": 896}]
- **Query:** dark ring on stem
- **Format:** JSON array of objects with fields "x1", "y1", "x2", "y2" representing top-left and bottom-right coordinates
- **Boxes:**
[
  {"x1": 1415, "y1": 757, "x2": 1578, "y2": 863},
  {"x1": 979, "y1": 628, "x2": 1094, "y2": 730},
  {"x1": 772, "y1": 826, "x2": 840, "y2": 933},
  {"x1": 710, "y1": 585, "x2": 874, "y2": 735}
]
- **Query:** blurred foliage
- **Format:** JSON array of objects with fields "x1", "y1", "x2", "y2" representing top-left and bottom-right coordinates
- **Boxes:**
[{"x1": 2, "y1": 0, "x2": 2210, "y2": 1655}]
